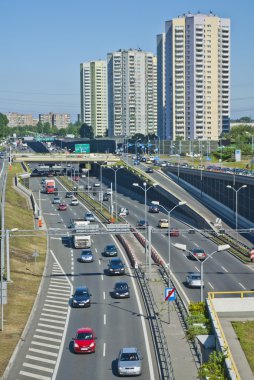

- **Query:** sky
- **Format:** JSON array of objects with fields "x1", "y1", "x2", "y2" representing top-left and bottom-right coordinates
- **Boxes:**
[{"x1": 1, "y1": 0, "x2": 254, "y2": 122}]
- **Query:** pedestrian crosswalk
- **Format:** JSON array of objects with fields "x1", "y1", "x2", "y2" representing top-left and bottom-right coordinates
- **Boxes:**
[{"x1": 18, "y1": 261, "x2": 72, "y2": 380}]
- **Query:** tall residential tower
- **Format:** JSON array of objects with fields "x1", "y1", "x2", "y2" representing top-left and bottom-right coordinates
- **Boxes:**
[
  {"x1": 107, "y1": 49, "x2": 157, "y2": 137},
  {"x1": 157, "y1": 12, "x2": 230, "y2": 140},
  {"x1": 80, "y1": 60, "x2": 108, "y2": 137}
]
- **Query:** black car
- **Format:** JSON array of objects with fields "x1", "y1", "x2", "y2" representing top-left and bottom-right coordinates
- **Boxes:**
[
  {"x1": 107, "y1": 258, "x2": 125, "y2": 275},
  {"x1": 65, "y1": 191, "x2": 73, "y2": 198},
  {"x1": 113, "y1": 282, "x2": 130, "y2": 298},
  {"x1": 136, "y1": 220, "x2": 149, "y2": 229},
  {"x1": 72, "y1": 286, "x2": 91, "y2": 308},
  {"x1": 104, "y1": 244, "x2": 118, "y2": 257},
  {"x1": 103, "y1": 194, "x2": 109, "y2": 201},
  {"x1": 146, "y1": 167, "x2": 154, "y2": 173},
  {"x1": 149, "y1": 205, "x2": 159, "y2": 213}
]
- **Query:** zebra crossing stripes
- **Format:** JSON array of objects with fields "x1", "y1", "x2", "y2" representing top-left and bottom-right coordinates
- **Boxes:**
[{"x1": 18, "y1": 259, "x2": 72, "y2": 380}]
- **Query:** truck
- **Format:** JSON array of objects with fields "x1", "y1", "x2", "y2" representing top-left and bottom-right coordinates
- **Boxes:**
[
  {"x1": 73, "y1": 235, "x2": 91, "y2": 249},
  {"x1": 70, "y1": 219, "x2": 90, "y2": 232},
  {"x1": 45, "y1": 179, "x2": 55, "y2": 194}
]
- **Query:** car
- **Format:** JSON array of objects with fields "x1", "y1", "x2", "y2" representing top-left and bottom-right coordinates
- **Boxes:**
[
  {"x1": 136, "y1": 220, "x2": 149, "y2": 229},
  {"x1": 107, "y1": 258, "x2": 125, "y2": 275},
  {"x1": 189, "y1": 248, "x2": 207, "y2": 261},
  {"x1": 58, "y1": 202, "x2": 67, "y2": 211},
  {"x1": 149, "y1": 205, "x2": 159, "y2": 213},
  {"x1": 158, "y1": 219, "x2": 168, "y2": 228},
  {"x1": 74, "y1": 176, "x2": 80, "y2": 181},
  {"x1": 146, "y1": 167, "x2": 154, "y2": 173},
  {"x1": 103, "y1": 194, "x2": 109, "y2": 201},
  {"x1": 106, "y1": 188, "x2": 112, "y2": 195},
  {"x1": 134, "y1": 160, "x2": 140, "y2": 165},
  {"x1": 185, "y1": 272, "x2": 204, "y2": 288},
  {"x1": 52, "y1": 196, "x2": 61, "y2": 204},
  {"x1": 84, "y1": 212, "x2": 95, "y2": 222},
  {"x1": 169, "y1": 228, "x2": 179, "y2": 237},
  {"x1": 140, "y1": 157, "x2": 146, "y2": 162},
  {"x1": 80, "y1": 249, "x2": 94, "y2": 263},
  {"x1": 53, "y1": 187, "x2": 59, "y2": 195},
  {"x1": 104, "y1": 244, "x2": 118, "y2": 257},
  {"x1": 113, "y1": 282, "x2": 130, "y2": 298},
  {"x1": 146, "y1": 159, "x2": 152, "y2": 164},
  {"x1": 41, "y1": 177, "x2": 46, "y2": 185},
  {"x1": 85, "y1": 185, "x2": 92, "y2": 190},
  {"x1": 73, "y1": 327, "x2": 96, "y2": 353},
  {"x1": 65, "y1": 191, "x2": 73, "y2": 198},
  {"x1": 93, "y1": 183, "x2": 100, "y2": 187},
  {"x1": 117, "y1": 347, "x2": 142, "y2": 376},
  {"x1": 119, "y1": 207, "x2": 129, "y2": 216},
  {"x1": 71, "y1": 197, "x2": 79, "y2": 206},
  {"x1": 72, "y1": 286, "x2": 91, "y2": 308}
]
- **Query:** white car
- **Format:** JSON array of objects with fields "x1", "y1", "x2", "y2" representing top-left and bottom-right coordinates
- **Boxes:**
[
  {"x1": 119, "y1": 207, "x2": 129, "y2": 217},
  {"x1": 93, "y1": 183, "x2": 100, "y2": 187},
  {"x1": 71, "y1": 198, "x2": 79, "y2": 206}
]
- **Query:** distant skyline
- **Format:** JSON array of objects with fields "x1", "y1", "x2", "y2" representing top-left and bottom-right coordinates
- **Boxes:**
[{"x1": 1, "y1": 0, "x2": 254, "y2": 121}]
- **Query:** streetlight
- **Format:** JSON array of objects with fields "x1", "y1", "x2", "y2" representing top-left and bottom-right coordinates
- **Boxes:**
[
  {"x1": 135, "y1": 139, "x2": 141, "y2": 157},
  {"x1": 174, "y1": 243, "x2": 230, "y2": 302},
  {"x1": 107, "y1": 166, "x2": 124, "y2": 221},
  {"x1": 133, "y1": 181, "x2": 157, "y2": 273},
  {"x1": 226, "y1": 185, "x2": 247, "y2": 240}
]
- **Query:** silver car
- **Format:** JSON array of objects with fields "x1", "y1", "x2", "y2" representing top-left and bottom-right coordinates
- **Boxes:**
[
  {"x1": 117, "y1": 347, "x2": 142, "y2": 376},
  {"x1": 185, "y1": 272, "x2": 204, "y2": 288},
  {"x1": 80, "y1": 249, "x2": 93, "y2": 263}
]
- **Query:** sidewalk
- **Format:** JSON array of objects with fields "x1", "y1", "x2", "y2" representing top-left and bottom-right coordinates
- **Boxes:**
[{"x1": 123, "y1": 234, "x2": 198, "y2": 380}]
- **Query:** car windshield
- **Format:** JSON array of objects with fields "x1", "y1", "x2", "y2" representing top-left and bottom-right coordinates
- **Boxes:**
[
  {"x1": 194, "y1": 249, "x2": 204, "y2": 254},
  {"x1": 107, "y1": 245, "x2": 115, "y2": 250},
  {"x1": 86, "y1": 213, "x2": 93, "y2": 217},
  {"x1": 116, "y1": 283, "x2": 128, "y2": 290},
  {"x1": 76, "y1": 333, "x2": 93, "y2": 340},
  {"x1": 82, "y1": 251, "x2": 91, "y2": 256},
  {"x1": 191, "y1": 275, "x2": 201, "y2": 280},
  {"x1": 75, "y1": 290, "x2": 88, "y2": 296},
  {"x1": 120, "y1": 353, "x2": 138, "y2": 361},
  {"x1": 111, "y1": 260, "x2": 122, "y2": 267}
]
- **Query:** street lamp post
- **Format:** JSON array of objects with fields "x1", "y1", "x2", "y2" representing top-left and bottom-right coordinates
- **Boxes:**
[
  {"x1": 133, "y1": 182, "x2": 157, "y2": 273},
  {"x1": 107, "y1": 166, "x2": 123, "y2": 222},
  {"x1": 226, "y1": 185, "x2": 247, "y2": 240},
  {"x1": 175, "y1": 243, "x2": 230, "y2": 302}
]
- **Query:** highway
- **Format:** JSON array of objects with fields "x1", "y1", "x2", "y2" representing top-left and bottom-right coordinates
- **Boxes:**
[{"x1": 12, "y1": 175, "x2": 158, "y2": 380}]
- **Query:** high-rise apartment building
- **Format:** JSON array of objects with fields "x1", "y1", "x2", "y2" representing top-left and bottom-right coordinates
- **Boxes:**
[
  {"x1": 39, "y1": 113, "x2": 71, "y2": 129},
  {"x1": 157, "y1": 12, "x2": 230, "y2": 140},
  {"x1": 80, "y1": 60, "x2": 108, "y2": 137},
  {"x1": 6, "y1": 112, "x2": 34, "y2": 127},
  {"x1": 157, "y1": 33, "x2": 166, "y2": 139},
  {"x1": 107, "y1": 49, "x2": 157, "y2": 137}
]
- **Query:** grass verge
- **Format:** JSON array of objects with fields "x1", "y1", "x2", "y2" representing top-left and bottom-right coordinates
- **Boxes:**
[
  {"x1": 232, "y1": 321, "x2": 254, "y2": 374},
  {"x1": 0, "y1": 163, "x2": 46, "y2": 377}
]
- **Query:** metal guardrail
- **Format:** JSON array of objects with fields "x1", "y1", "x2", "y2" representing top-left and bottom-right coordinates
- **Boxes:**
[{"x1": 135, "y1": 265, "x2": 175, "y2": 380}]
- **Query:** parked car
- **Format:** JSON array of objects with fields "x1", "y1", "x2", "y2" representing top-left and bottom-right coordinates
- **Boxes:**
[
  {"x1": 58, "y1": 203, "x2": 67, "y2": 211},
  {"x1": 104, "y1": 244, "x2": 118, "y2": 257},
  {"x1": 136, "y1": 220, "x2": 149, "y2": 229},
  {"x1": 71, "y1": 197, "x2": 79, "y2": 206},
  {"x1": 113, "y1": 282, "x2": 130, "y2": 298},
  {"x1": 185, "y1": 272, "x2": 204, "y2": 288},
  {"x1": 149, "y1": 205, "x2": 159, "y2": 213},
  {"x1": 158, "y1": 219, "x2": 168, "y2": 228},
  {"x1": 189, "y1": 248, "x2": 207, "y2": 261},
  {"x1": 72, "y1": 286, "x2": 91, "y2": 308},
  {"x1": 84, "y1": 212, "x2": 95, "y2": 222},
  {"x1": 117, "y1": 347, "x2": 142, "y2": 376},
  {"x1": 107, "y1": 258, "x2": 125, "y2": 275},
  {"x1": 80, "y1": 249, "x2": 94, "y2": 263},
  {"x1": 73, "y1": 327, "x2": 96, "y2": 353},
  {"x1": 52, "y1": 196, "x2": 61, "y2": 204}
]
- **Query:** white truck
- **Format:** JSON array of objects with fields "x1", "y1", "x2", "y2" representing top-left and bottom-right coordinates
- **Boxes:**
[
  {"x1": 70, "y1": 219, "x2": 90, "y2": 233},
  {"x1": 73, "y1": 235, "x2": 91, "y2": 249}
]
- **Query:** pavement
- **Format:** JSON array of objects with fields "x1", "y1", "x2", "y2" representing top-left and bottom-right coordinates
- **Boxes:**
[{"x1": 122, "y1": 233, "x2": 198, "y2": 380}]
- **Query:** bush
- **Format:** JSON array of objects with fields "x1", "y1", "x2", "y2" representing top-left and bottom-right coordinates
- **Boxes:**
[{"x1": 198, "y1": 351, "x2": 227, "y2": 379}]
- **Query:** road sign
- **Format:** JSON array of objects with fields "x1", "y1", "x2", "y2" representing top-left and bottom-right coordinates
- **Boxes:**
[
  {"x1": 98, "y1": 191, "x2": 103, "y2": 201},
  {"x1": 165, "y1": 287, "x2": 176, "y2": 302},
  {"x1": 107, "y1": 224, "x2": 130, "y2": 233},
  {"x1": 75, "y1": 144, "x2": 90, "y2": 153}
]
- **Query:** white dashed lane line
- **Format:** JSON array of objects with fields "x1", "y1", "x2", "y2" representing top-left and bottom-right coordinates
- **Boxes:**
[
  {"x1": 239, "y1": 282, "x2": 246, "y2": 290},
  {"x1": 18, "y1": 256, "x2": 71, "y2": 380}
]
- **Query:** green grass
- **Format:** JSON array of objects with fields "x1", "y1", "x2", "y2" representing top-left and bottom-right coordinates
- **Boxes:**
[
  {"x1": 232, "y1": 321, "x2": 254, "y2": 374},
  {"x1": 0, "y1": 164, "x2": 46, "y2": 377}
]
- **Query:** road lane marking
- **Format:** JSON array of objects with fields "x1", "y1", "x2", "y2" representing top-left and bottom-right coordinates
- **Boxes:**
[
  {"x1": 38, "y1": 323, "x2": 65, "y2": 331},
  {"x1": 26, "y1": 355, "x2": 56, "y2": 364},
  {"x1": 44, "y1": 304, "x2": 67, "y2": 310},
  {"x1": 95, "y1": 248, "x2": 98, "y2": 253},
  {"x1": 208, "y1": 282, "x2": 214, "y2": 289},
  {"x1": 23, "y1": 363, "x2": 54, "y2": 373},
  {"x1": 101, "y1": 274, "x2": 104, "y2": 281},
  {"x1": 103, "y1": 291, "x2": 105, "y2": 300},
  {"x1": 103, "y1": 343, "x2": 106, "y2": 357},
  {"x1": 194, "y1": 266, "x2": 200, "y2": 272},
  {"x1": 39, "y1": 317, "x2": 65, "y2": 325},
  {"x1": 28, "y1": 348, "x2": 58, "y2": 357},
  {"x1": 33, "y1": 335, "x2": 62, "y2": 343},
  {"x1": 19, "y1": 370, "x2": 51, "y2": 380},
  {"x1": 104, "y1": 314, "x2": 106, "y2": 325},
  {"x1": 221, "y1": 266, "x2": 228, "y2": 273},
  {"x1": 31, "y1": 341, "x2": 60, "y2": 349},
  {"x1": 36, "y1": 329, "x2": 63, "y2": 336},
  {"x1": 239, "y1": 282, "x2": 246, "y2": 290},
  {"x1": 41, "y1": 312, "x2": 66, "y2": 319}
]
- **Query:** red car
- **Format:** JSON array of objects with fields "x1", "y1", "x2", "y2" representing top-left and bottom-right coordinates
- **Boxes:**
[
  {"x1": 189, "y1": 248, "x2": 207, "y2": 261},
  {"x1": 73, "y1": 327, "x2": 96, "y2": 353},
  {"x1": 169, "y1": 228, "x2": 179, "y2": 237},
  {"x1": 58, "y1": 203, "x2": 67, "y2": 211}
]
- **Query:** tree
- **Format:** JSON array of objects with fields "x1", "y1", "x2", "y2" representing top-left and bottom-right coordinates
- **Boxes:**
[
  {"x1": 80, "y1": 123, "x2": 94, "y2": 139},
  {"x1": 0, "y1": 113, "x2": 10, "y2": 138}
]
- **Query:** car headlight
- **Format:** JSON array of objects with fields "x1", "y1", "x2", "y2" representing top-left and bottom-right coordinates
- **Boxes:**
[
  {"x1": 115, "y1": 292, "x2": 119, "y2": 295},
  {"x1": 73, "y1": 300, "x2": 77, "y2": 303},
  {"x1": 74, "y1": 342, "x2": 79, "y2": 348},
  {"x1": 90, "y1": 342, "x2": 95, "y2": 347},
  {"x1": 109, "y1": 268, "x2": 113, "y2": 271}
]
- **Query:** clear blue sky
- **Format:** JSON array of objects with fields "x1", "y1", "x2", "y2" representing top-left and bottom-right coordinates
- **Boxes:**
[{"x1": 1, "y1": 0, "x2": 254, "y2": 121}]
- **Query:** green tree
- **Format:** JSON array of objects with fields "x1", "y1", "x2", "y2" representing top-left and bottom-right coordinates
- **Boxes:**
[
  {"x1": 198, "y1": 351, "x2": 227, "y2": 379},
  {"x1": 0, "y1": 113, "x2": 10, "y2": 138},
  {"x1": 80, "y1": 123, "x2": 94, "y2": 139}
]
